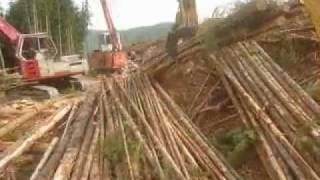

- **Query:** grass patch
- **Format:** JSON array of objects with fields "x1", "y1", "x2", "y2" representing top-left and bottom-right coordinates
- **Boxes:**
[
  {"x1": 295, "y1": 122, "x2": 320, "y2": 161},
  {"x1": 60, "y1": 87, "x2": 81, "y2": 95},
  {"x1": 304, "y1": 81, "x2": 320, "y2": 102},
  {"x1": 102, "y1": 130, "x2": 142, "y2": 164},
  {"x1": 213, "y1": 127, "x2": 257, "y2": 167}
]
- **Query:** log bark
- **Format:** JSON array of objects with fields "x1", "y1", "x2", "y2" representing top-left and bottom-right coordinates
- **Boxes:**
[
  {"x1": 52, "y1": 89, "x2": 99, "y2": 180},
  {"x1": 30, "y1": 137, "x2": 59, "y2": 180},
  {"x1": 80, "y1": 126, "x2": 100, "y2": 180},
  {"x1": 209, "y1": 44, "x2": 320, "y2": 179},
  {"x1": 70, "y1": 118, "x2": 96, "y2": 180},
  {"x1": 0, "y1": 101, "x2": 54, "y2": 138},
  {"x1": 33, "y1": 102, "x2": 80, "y2": 180},
  {"x1": 0, "y1": 105, "x2": 71, "y2": 171},
  {"x1": 154, "y1": 81, "x2": 241, "y2": 180}
]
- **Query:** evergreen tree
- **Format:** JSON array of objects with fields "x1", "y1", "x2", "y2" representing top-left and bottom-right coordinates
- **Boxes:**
[
  {"x1": 6, "y1": 0, "x2": 90, "y2": 55},
  {"x1": 0, "y1": 2, "x2": 3, "y2": 17}
]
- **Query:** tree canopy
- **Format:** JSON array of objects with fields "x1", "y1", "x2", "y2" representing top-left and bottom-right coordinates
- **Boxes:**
[
  {"x1": 0, "y1": 2, "x2": 3, "y2": 17},
  {"x1": 6, "y1": 0, "x2": 89, "y2": 55}
]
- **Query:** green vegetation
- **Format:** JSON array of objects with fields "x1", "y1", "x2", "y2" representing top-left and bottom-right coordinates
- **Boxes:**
[
  {"x1": 0, "y1": 3, "x2": 3, "y2": 17},
  {"x1": 102, "y1": 131, "x2": 125, "y2": 163},
  {"x1": 265, "y1": 40, "x2": 312, "y2": 69},
  {"x1": 102, "y1": 130, "x2": 142, "y2": 164},
  {"x1": 305, "y1": 81, "x2": 320, "y2": 102},
  {"x1": 6, "y1": 0, "x2": 89, "y2": 55},
  {"x1": 295, "y1": 123, "x2": 320, "y2": 161},
  {"x1": 214, "y1": 128, "x2": 257, "y2": 167},
  {"x1": 60, "y1": 87, "x2": 81, "y2": 96},
  {"x1": 120, "y1": 23, "x2": 173, "y2": 46},
  {"x1": 203, "y1": 0, "x2": 280, "y2": 50}
]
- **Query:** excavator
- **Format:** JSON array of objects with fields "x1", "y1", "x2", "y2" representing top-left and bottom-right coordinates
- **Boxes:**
[
  {"x1": 90, "y1": 0, "x2": 195, "y2": 71},
  {"x1": 88, "y1": 0, "x2": 127, "y2": 73},
  {"x1": 302, "y1": 0, "x2": 320, "y2": 37},
  {"x1": 165, "y1": 0, "x2": 320, "y2": 58},
  {"x1": 0, "y1": 17, "x2": 88, "y2": 97},
  {"x1": 166, "y1": 0, "x2": 198, "y2": 57}
]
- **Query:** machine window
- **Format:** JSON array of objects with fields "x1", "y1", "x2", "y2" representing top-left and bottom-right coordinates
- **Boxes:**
[{"x1": 22, "y1": 38, "x2": 37, "y2": 59}]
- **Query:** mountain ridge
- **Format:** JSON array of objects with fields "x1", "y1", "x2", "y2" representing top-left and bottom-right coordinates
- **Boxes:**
[{"x1": 84, "y1": 22, "x2": 173, "y2": 52}]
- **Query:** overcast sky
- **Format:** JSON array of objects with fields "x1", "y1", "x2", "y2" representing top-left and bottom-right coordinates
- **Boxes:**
[{"x1": 1, "y1": 0, "x2": 236, "y2": 30}]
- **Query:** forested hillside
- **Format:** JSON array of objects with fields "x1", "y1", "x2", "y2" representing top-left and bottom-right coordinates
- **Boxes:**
[
  {"x1": 120, "y1": 22, "x2": 173, "y2": 45},
  {"x1": 84, "y1": 22, "x2": 173, "y2": 53},
  {"x1": 5, "y1": 0, "x2": 89, "y2": 55}
]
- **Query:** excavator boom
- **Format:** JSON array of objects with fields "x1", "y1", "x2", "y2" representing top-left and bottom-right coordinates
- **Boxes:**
[
  {"x1": 302, "y1": 0, "x2": 320, "y2": 37},
  {"x1": 0, "y1": 17, "x2": 20, "y2": 45},
  {"x1": 100, "y1": 0, "x2": 120, "y2": 51},
  {"x1": 166, "y1": 0, "x2": 198, "y2": 57},
  {"x1": 176, "y1": 0, "x2": 198, "y2": 30},
  {"x1": 89, "y1": 0, "x2": 127, "y2": 72}
]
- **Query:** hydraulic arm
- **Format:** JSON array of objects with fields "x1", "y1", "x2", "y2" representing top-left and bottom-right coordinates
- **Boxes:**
[
  {"x1": 166, "y1": 0, "x2": 198, "y2": 57},
  {"x1": 100, "y1": 0, "x2": 121, "y2": 51},
  {"x1": 175, "y1": 0, "x2": 198, "y2": 30},
  {"x1": 88, "y1": 0, "x2": 127, "y2": 72},
  {"x1": 302, "y1": 0, "x2": 320, "y2": 37},
  {"x1": 0, "y1": 17, "x2": 20, "y2": 45}
]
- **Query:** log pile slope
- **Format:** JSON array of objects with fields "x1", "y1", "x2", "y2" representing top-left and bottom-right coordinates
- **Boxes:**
[
  {"x1": 0, "y1": 75, "x2": 242, "y2": 179},
  {"x1": 209, "y1": 40, "x2": 320, "y2": 180},
  {"x1": 98, "y1": 74, "x2": 241, "y2": 179}
]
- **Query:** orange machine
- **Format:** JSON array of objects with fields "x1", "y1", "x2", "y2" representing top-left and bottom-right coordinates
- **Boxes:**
[{"x1": 89, "y1": 0, "x2": 127, "y2": 72}]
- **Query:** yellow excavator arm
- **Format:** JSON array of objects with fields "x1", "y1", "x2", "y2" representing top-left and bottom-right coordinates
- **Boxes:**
[
  {"x1": 166, "y1": 0, "x2": 198, "y2": 57},
  {"x1": 176, "y1": 0, "x2": 198, "y2": 30},
  {"x1": 301, "y1": 0, "x2": 320, "y2": 37}
]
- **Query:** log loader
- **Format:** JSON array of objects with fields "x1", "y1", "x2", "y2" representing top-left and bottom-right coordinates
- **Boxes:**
[
  {"x1": 0, "y1": 17, "x2": 88, "y2": 98},
  {"x1": 166, "y1": 0, "x2": 198, "y2": 57},
  {"x1": 88, "y1": 0, "x2": 127, "y2": 73}
]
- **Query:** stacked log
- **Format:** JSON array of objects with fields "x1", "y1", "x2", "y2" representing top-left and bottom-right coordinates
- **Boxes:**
[
  {"x1": 99, "y1": 74, "x2": 242, "y2": 180},
  {"x1": 208, "y1": 40, "x2": 320, "y2": 179},
  {"x1": 0, "y1": 72, "x2": 23, "y2": 92},
  {"x1": 140, "y1": 37, "x2": 204, "y2": 75},
  {"x1": 0, "y1": 73, "x2": 241, "y2": 179},
  {"x1": 138, "y1": 2, "x2": 313, "y2": 81},
  {"x1": 34, "y1": 88, "x2": 100, "y2": 180},
  {"x1": 0, "y1": 88, "x2": 101, "y2": 179},
  {"x1": 0, "y1": 103, "x2": 73, "y2": 179}
]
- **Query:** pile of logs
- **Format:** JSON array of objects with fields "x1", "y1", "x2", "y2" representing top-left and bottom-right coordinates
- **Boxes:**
[
  {"x1": 98, "y1": 74, "x2": 241, "y2": 179},
  {"x1": 139, "y1": 2, "x2": 313, "y2": 77},
  {"x1": 0, "y1": 71, "x2": 23, "y2": 92},
  {"x1": 0, "y1": 90, "x2": 98, "y2": 179},
  {"x1": 0, "y1": 102, "x2": 75, "y2": 179},
  {"x1": 140, "y1": 37, "x2": 204, "y2": 75},
  {"x1": 209, "y1": 40, "x2": 320, "y2": 180},
  {"x1": 0, "y1": 74, "x2": 242, "y2": 179},
  {"x1": 31, "y1": 90, "x2": 99, "y2": 180}
]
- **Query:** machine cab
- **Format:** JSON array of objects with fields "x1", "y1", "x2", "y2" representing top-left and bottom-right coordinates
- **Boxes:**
[
  {"x1": 17, "y1": 33, "x2": 57, "y2": 61},
  {"x1": 99, "y1": 32, "x2": 122, "y2": 52},
  {"x1": 16, "y1": 33, "x2": 87, "y2": 81}
]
